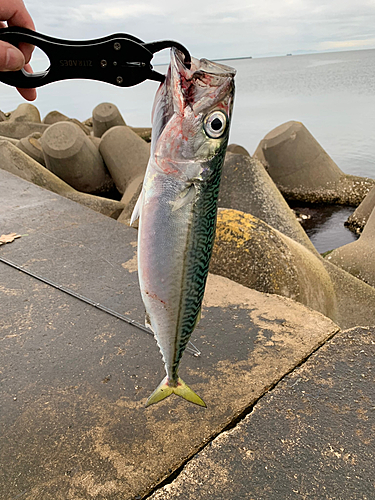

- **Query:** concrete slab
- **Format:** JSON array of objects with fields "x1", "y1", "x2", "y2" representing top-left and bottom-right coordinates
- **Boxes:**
[
  {"x1": 151, "y1": 326, "x2": 375, "y2": 500},
  {"x1": 0, "y1": 170, "x2": 339, "y2": 500}
]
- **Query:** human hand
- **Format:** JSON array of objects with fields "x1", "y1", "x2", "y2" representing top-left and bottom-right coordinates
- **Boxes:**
[{"x1": 0, "y1": 0, "x2": 36, "y2": 100}]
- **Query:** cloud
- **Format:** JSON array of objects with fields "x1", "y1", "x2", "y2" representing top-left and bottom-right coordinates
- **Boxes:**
[
  {"x1": 69, "y1": 3, "x2": 161, "y2": 22},
  {"x1": 24, "y1": 0, "x2": 375, "y2": 58},
  {"x1": 320, "y1": 38, "x2": 375, "y2": 50}
]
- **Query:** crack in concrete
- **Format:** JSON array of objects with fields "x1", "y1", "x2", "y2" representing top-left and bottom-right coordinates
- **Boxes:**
[{"x1": 141, "y1": 324, "x2": 340, "y2": 500}]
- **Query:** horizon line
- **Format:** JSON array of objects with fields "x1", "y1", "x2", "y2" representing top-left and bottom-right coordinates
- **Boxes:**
[{"x1": 154, "y1": 45, "x2": 375, "y2": 66}]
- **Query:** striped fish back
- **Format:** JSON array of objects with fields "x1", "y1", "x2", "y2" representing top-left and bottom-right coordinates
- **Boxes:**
[{"x1": 170, "y1": 148, "x2": 226, "y2": 379}]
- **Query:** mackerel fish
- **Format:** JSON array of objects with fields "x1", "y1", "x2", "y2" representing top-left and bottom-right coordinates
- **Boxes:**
[{"x1": 131, "y1": 48, "x2": 236, "y2": 407}]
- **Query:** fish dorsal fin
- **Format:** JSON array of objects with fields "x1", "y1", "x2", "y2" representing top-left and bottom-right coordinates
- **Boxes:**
[
  {"x1": 130, "y1": 189, "x2": 144, "y2": 225},
  {"x1": 171, "y1": 184, "x2": 196, "y2": 212}
]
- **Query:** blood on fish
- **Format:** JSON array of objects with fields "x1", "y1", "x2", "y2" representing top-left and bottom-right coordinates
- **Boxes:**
[{"x1": 145, "y1": 290, "x2": 166, "y2": 305}]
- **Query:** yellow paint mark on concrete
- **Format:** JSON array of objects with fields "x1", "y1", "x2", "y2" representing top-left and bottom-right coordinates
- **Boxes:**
[{"x1": 215, "y1": 209, "x2": 257, "y2": 248}]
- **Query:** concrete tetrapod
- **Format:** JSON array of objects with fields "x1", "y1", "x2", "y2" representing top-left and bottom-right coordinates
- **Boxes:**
[
  {"x1": 325, "y1": 206, "x2": 375, "y2": 287},
  {"x1": 0, "y1": 141, "x2": 124, "y2": 218},
  {"x1": 41, "y1": 121, "x2": 113, "y2": 194},
  {"x1": 130, "y1": 126, "x2": 152, "y2": 142},
  {"x1": 226, "y1": 143, "x2": 251, "y2": 156},
  {"x1": 345, "y1": 185, "x2": 375, "y2": 233},
  {"x1": 42, "y1": 110, "x2": 69, "y2": 124},
  {"x1": 218, "y1": 152, "x2": 318, "y2": 255},
  {"x1": 99, "y1": 125, "x2": 150, "y2": 194},
  {"x1": 117, "y1": 175, "x2": 144, "y2": 227},
  {"x1": 0, "y1": 135, "x2": 18, "y2": 144},
  {"x1": 88, "y1": 136, "x2": 101, "y2": 148},
  {"x1": 66, "y1": 118, "x2": 92, "y2": 136},
  {"x1": 254, "y1": 121, "x2": 374, "y2": 205},
  {"x1": 0, "y1": 120, "x2": 49, "y2": 139},
  {"x1": 211, "y1": 209, "x2": 337, "y2": 321},
  {"x1": 16, "y1": 132, "x2": 45, "y2": 166},
  {"x1": 92, "y1": 102, "x2": 126, "y2": 138},
  {"x1": 8, "y1": 103, "x2": 41, "y2": 123},
  {"x1": 210, "y1": 209, "x2": 375, "y2": 329}
]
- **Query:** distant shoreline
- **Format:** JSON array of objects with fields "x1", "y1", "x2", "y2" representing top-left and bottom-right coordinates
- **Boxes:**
[
  {"x1": 154, "y1": 46, "x2": 375, "y2": 66},
  {"x1": 212, "y1": 56, "x2": 253, "y2": 62},
  {"x1": 154, "y1": 55, "x2": 253, "y2": 67}
]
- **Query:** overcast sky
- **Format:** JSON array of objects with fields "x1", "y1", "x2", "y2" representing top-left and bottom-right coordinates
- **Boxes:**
[{"x1": 24, "y1": 0, "x2": 375, "y2": 64}]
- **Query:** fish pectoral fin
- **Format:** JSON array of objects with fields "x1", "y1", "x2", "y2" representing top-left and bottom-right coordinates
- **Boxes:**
[
  {"x1": 130, "y1": 189, "x2": 144, "y2": 225},
  {"x1": 171, "y1": 184, "x2": 196, "y2": 212},
  {"x1": 145, "y1": 376, "x2": 206, "y2": 408}
]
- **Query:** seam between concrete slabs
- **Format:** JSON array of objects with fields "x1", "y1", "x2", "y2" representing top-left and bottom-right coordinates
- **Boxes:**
[
  {"x1": 0, "y1": 252, "x2": 340, "y2": 499},
  {"x1": 141, "y1": 324, "x2": 341, "y2": 500}
]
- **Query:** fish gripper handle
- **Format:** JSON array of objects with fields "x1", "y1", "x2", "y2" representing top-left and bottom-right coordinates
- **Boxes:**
[{"x1": 0, "y1": 27, "x2": 170, "y2": 88}]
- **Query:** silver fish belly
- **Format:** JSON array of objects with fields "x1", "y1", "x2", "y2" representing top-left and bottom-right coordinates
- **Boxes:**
[{"x1": 132, "y1": 49, "x2": 236, "y2": 407}]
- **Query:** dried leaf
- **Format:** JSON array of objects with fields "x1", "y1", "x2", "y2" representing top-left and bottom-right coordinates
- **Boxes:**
[{"x1": 0, "y1": 233, "x2": 22, "y2": 245}]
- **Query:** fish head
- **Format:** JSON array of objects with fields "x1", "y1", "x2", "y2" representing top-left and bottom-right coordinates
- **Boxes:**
[{"x1": 151, "y1": 48, "x2": 236, "y2": 175}]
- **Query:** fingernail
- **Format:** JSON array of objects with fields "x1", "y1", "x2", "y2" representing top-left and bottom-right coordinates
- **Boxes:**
[{"x1": 5, "y1": 47, "x2": 24, "y2": 71}]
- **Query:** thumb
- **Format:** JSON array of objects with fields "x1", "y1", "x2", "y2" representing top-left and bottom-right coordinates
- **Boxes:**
[{"x1": 0, "y1": 41, "x2": 25, "y2": 71}]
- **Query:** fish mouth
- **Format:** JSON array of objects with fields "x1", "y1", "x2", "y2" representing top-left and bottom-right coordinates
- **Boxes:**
[
  {"x1": 171, "y1": 48, "x2": 236, "y2": 80},
  {"x1": 150, "y1": 49, "x2": 236, "y2": 152},
  {"x1": 169, "y1": 48, "x2": 236, "y2": 114}
]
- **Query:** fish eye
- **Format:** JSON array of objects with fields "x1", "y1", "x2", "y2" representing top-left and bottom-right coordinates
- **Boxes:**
[{"x1": 204, "y1": 110, "x2": 227, "y2": 139}]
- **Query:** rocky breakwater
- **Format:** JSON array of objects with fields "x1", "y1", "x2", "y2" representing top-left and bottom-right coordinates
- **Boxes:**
[
  {"x1": 99, "y1": 123, "x2": 150, "y2": 222},
  {"x1": 40, "y1": 121, "x2": 113, "y2": 195},
  {"x1": 109, "y1": 122, "x2": 374, "y2": 329},
  {"x1": 0, "y1": 102, "x2": 151, "y2": 220},
  {"x1": 211, "y1": 209, "x2": 337, "y2": 321},
  {"x1": 2, "y1": 103, "x2": 374, "y2": 330},
  {"x1": 345, "y1": 185, "x2": 375, "y2": 234},
  {"x1": 218, "y1": 150, "x2": 318, "y2": 255},
  {"x1": 0, "y1": 102, "x2": 49, "y2": 138},
  {"x1": 210, "y1": 208, "x2": 375, "y2": 329},
  {"x1": 210, "y1": 147, "x2": 375, "y2": 328},
  {"x1": 254, "y1": 120, "x2": 374, "y2": 205},
  {"x1": 326, "y1": 203, "x2": 375, "y2": 287}
]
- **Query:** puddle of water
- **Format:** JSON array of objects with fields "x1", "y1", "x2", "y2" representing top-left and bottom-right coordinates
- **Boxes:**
[{"x1": 289, "y1": 203, "x2": 359, "y2": 254}]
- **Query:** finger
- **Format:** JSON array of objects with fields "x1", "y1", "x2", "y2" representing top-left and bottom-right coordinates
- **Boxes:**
[
  {"x1": 23, "y1": 62, "x2": 33, "y2": 74},
  {"x1": 0, "y1": 40, "x2": 25, "y2": 70},
  {"x1": 17, "y1": 61, "x2": 36, "y2": 101},
  {"x1": 2, "y1": 1, "x2": 35, "y2": 64},
  {"x1": 0, "y1": 1, "x2": 35, "y2": 29},
  {"x1": 18, "y1": 41, "x2": 35, "y2": 64},
  {"x1": 17, "y1": 86, "x2": 37, "y2": 101}
]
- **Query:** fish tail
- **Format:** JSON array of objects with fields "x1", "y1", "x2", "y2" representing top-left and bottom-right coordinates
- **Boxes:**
[{"x1": 145, "y1": 376, "x2": 206, "y2": 408}]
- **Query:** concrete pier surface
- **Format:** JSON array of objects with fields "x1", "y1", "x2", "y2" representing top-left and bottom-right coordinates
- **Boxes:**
[
  {"x1": 0, "y1": 170, "x2": 373, "y2": 500},
  {"x1": 150, "y1": 326, "x2": 375, "y2": 500}
]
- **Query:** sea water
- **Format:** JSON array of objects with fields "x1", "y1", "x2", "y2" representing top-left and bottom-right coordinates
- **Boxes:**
[{"x1": 1, "y1": 48, "x2": 374, "y2": 252}]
